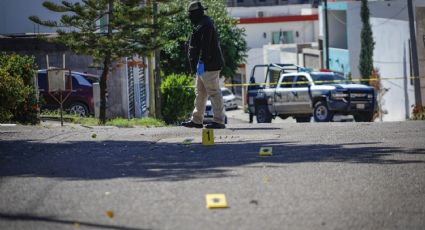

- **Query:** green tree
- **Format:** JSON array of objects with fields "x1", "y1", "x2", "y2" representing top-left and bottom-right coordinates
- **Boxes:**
[
  {"x1": 358, "y1": 0, "x2": 375, "y2": 84},
  {"x1": 30, "y1": 0, "x2": 178, "y2": 124},
  {"x1": 160, "y1": 0, "x2": 247, "y2": 79}
]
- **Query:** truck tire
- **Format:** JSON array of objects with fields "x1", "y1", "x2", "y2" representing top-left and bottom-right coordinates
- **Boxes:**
[
  {"x1": 354, "y1": 111, "x2": 374, "y2": 122},
  {"x1": 256, "y1": 105, "x2": 272, "y2": 123},
  {"x1": 295, "y1": 116, "x2": 311, "y2": 123},
  {"x1": 313, "y1": 101, "x2": 333, "y2": 122}
]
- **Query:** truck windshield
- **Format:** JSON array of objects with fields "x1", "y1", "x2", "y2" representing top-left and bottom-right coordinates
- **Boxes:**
[{"x1": 310, "y1": 73, "x2": 348, "y2": 85}]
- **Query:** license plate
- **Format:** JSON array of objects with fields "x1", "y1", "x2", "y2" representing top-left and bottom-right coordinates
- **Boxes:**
[{"x1": 356, "y1": 104, "x2": 365, "y2": 109}]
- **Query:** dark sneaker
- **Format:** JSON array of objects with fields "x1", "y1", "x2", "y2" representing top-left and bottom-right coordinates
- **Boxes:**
[
  {"x1": 205, "y1": 122, "x2": 225, "y2": 129},
  {"x1": 181, "y1": 120, "x2": 203, "y2": 128}
]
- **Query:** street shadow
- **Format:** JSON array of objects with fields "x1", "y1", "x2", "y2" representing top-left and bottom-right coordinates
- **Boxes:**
[
  {"x1": 0, "y1": 212, "x2": 148, "y2": 230},
  {"x1": 228, "y1": 127, "x2": 282, "y2": 131},
  {"x1": 0, "y1": 139, "x2": 424, "y2": 182}
]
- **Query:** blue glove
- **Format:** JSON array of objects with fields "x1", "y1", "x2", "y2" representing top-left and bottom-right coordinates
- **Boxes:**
[{"x1": 196, "y1": 61, "x2": 205, "y2": 76}]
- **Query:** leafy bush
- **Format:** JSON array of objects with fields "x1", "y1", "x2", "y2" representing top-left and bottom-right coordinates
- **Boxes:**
[
  {"x1": 0, "y1": 69, "x2": 26, "y2": 122},
  {"x1": 0, "y1": 53, "x2": 39, "y2": 124},
  {"x1": 161, "y1": 74, "x2": 195, "y2": 124}
]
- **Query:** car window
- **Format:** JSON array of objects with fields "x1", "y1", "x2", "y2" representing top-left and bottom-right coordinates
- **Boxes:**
[
  {"x1": 294, "y1": 76, "x2": 309, "y2": 88},
  {"x1": 221, "y1": 89, "x2": 232, "y2": 96},
  {"x1": 72, "y1": 74, "x2": 92, "y2": 88},
  {"x1": 37, "y1": 73, "x2": 48, "y2": 90},
  {"x1": 280, "y1": 75, "x2": 295, "y2": 88}
]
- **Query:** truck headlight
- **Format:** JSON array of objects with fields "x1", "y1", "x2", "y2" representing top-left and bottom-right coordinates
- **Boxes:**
[{"x1": 331, "y1": 91, "x2": 348, "y2": 99}]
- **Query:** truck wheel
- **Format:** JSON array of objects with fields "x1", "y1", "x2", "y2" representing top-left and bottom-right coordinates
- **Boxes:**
[
  {"x1": 256, "y1": 105, "x2": 272, "y2": 123},
  {"x1": 313, "y1": 101, "x2": 333, "y2": 122},
  {"x1": 354, "y1": 112, "x2": 374, "y2": 122},
  {"x1": 295, "y1": 116, "x2": 311, "y2": 123}
]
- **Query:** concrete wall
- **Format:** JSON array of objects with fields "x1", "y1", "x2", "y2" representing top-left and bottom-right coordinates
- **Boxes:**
[
  {"x1": 416, "y1": 7, "x2": 425, "y2": 105},
  {"x1": 328, "y1": 10, "x2": 347, "y2": 49},
  {"x1": 227, "y1": 0, "x2": 312, "y2": 7},
  {"x1": 0, "y1": 0, "x2": 79, "y2": 35},
  {"x1": 372, "y1": 17, "x2": 414, "y2": 121},
  {"x1": 303, "y1": 47, "x2": 321, "y2": 69},
  {"x1": 0, "y1": 38, "x2": 100, "y2": 75},
  {"x1": 329, "y1": 48, "x2": 350, "y2": 76},
  {"x1": 228, "y1": 4, "x2": 312, "y2": 18},
  {"x1": 346, "y1": 3, "x2": 361, "y2": 79},
  {"x1": 238, "y1": 21, "x2": 318, "y2": 49},
  {"x1": 107, "y1": 59, "x2": 130, "y2": 119},
  {"x1": 322, "y1": 0, "x2": 425, "y2": 121},
  {"x1": 245, "y1": 48, "x2": 265, "y2": 83}
]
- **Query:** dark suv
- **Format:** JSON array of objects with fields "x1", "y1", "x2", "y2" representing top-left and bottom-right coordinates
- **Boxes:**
[{"x1": 37, "y1": 70, "x2": 97, "y2": 116}]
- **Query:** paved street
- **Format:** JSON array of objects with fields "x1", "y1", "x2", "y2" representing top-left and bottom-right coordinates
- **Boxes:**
[{"x1": 0, "y1": 120, "x2": 424, "y2": 230}]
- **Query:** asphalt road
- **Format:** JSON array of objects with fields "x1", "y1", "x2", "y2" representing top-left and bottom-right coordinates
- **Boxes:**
[{"x1": 0, "y1": 121, "x2": 424, "y2": 230}]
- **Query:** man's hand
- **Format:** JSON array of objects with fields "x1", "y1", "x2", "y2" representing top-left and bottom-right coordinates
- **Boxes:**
[{"x1": 196, "y1": 61, "x2": 204, "y2": 76}]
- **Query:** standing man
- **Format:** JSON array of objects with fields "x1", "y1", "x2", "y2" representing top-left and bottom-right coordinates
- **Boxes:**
[{"x1": 182, "y1": 1, "x2": 226, "y2": 129}]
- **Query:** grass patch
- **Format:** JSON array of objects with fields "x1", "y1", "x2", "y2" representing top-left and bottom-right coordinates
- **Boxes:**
[
  {"x1": 106, "y1": 117, "x2": 166, "y2": 128},
  {"x1": 40, "y1": 110, "x2": 166, "y2": 128}
]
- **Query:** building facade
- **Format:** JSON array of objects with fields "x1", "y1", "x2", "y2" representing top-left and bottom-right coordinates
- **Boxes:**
[
  {"x1": 0, "y1": 0, "x2": 149, "y2": 119},
  {"x1": 321, "y1": 0, "x2": 425, "y2": 121}
]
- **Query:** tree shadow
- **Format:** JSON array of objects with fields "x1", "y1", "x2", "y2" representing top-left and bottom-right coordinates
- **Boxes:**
[
  {"x1": 0, "y1": 139, "x2": 424, "y2": 182},
  {"x1": 0, "y1": 212, "x2": 148, "y2": 230}
]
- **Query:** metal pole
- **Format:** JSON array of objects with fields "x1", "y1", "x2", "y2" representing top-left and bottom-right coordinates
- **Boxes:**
[
  {"x1": 324, "y1": 0, "x2": 330, "y2": 69},
  {"x1": 407, "y1": 0, "x2": 422, "y2": 106},
  {"x1": 60, "y1": 91, "x2": 64, "y2": 127}
]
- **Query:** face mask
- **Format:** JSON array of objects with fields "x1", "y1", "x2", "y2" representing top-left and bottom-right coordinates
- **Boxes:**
[{"x1": 188, "y1": 9, "x2": 204, "y2": 25}]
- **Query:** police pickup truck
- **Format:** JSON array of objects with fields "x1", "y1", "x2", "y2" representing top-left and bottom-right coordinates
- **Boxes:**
[{"x1": 247, "y1": 64, "x2": 376, "y2": 123}]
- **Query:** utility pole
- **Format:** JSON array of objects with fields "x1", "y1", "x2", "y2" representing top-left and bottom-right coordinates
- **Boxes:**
[
  {"x1": 153, "y1": 0, "x2": 162, "y2": 119},
  {"x1": 407, "y1": 0, "x2": 422, "y2": 106},
  {"x1": 146, "y1": 0, "x2": 156, "y2": 118},
  {"x1": 324, "y1": 0, "x2": 330, "y2": 69}
]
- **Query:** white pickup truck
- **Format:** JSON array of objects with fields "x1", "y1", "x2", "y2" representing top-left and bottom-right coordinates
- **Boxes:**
[{"x1": 247, "y1": 64, "x2": 376, "y2": 123}]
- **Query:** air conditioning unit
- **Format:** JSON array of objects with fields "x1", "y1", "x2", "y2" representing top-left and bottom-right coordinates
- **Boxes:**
[{"x1": 256, "y1": 11, "x2": 265, "y2": 18}]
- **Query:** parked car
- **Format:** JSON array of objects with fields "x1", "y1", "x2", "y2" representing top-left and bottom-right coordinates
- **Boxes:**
[
  {"x1": 37, "y1": 70, "x2": 97, "y2": 116},
  {"x1": 203, "y1": 88, "x2": 234, "y2": 124},
  {"x1": 221, "y1": 87, "x2": 238, "y2": 110},
  {"x1": 204, "y1": 100, "x2": 228, "y2": 124}
]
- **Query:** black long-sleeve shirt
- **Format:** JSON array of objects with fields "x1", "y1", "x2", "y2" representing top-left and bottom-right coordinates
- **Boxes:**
[{"x1": 188, "y1": 15, "x2": 224, "y2": 74}]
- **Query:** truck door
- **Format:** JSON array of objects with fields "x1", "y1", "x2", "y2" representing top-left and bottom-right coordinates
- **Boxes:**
[
  {"x1": 293, "y1": 75, "x2": 311, "y2": 113},
  {"x1": 273, "y1": 75, "x2": 295, "y2": 114}
]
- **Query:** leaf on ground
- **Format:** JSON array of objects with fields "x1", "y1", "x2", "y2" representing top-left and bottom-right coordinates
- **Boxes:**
[{"x1": 106, "y1": 210, "x2": 114, "y2": 218}]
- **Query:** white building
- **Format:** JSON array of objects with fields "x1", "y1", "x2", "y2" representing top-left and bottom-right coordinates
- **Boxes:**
[
  {"x1": 322, "y1": 0, "x2": 425, "y2": 121},
  {"x1": 228, "y1": 4, "x2": 320, "y2": 104}
]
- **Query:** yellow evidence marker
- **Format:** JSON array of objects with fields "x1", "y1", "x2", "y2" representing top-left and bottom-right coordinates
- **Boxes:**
[
  {"x1": 259, "y1": 147, "x2": 273, "y2": 156},
  {"x1": 202, "y1": 128, "x2": 214, "y2": 146},
  {"x1": 206, "y1": 194, "x2": 228, "y2": 209}
]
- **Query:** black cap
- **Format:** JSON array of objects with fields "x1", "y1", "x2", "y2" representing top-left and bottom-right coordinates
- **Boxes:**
[{"x1": 187, "y1": 1, "x2": 207, "y2": 12}]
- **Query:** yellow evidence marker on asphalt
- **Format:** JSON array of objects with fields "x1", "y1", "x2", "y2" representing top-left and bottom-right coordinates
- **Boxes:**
[
  {"x1": 202, "y1": 128, "x2": 214, "y2": 146},
  {"x1": 206, "y1": 194, "x2": 228, "y2": 209},
  {"x1": 259, "y1": 147, "x2": 273, "y2": 156}
]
